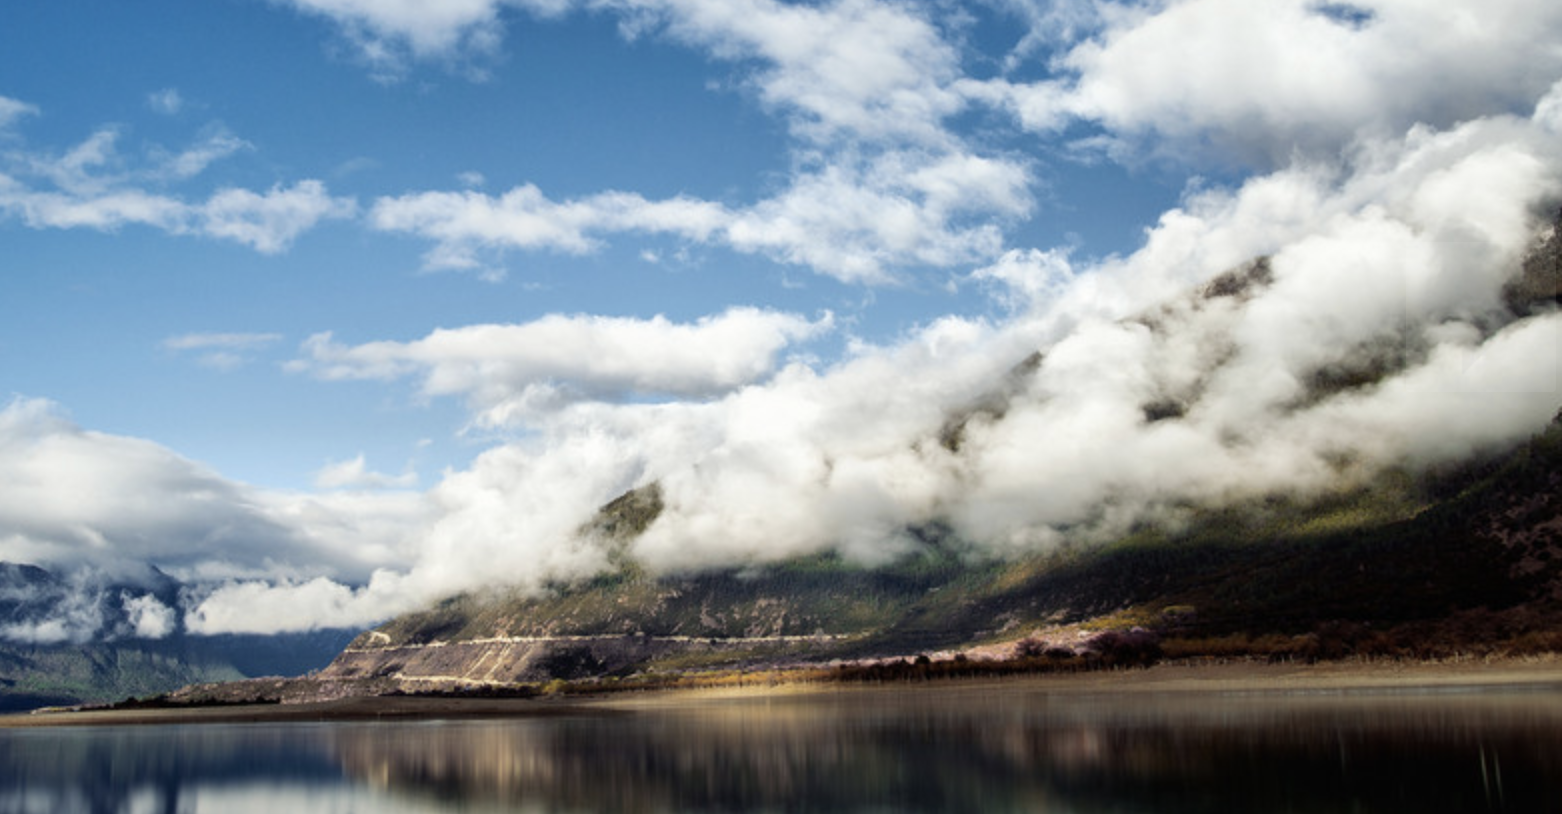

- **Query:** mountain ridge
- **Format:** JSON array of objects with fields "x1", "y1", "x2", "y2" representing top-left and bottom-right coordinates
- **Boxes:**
[{"x1": 244, "y1": 407, "x2": 1561, "y2": 701}]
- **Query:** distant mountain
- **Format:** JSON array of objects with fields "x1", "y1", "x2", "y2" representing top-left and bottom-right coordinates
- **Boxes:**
[{"x1": 0, "y1": 562, "x2": 359, "y2": 711}]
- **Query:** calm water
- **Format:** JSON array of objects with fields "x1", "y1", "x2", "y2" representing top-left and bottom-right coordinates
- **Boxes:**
[{"x1": 4, "y1": 681, "x2": 1562, "y2": 813}]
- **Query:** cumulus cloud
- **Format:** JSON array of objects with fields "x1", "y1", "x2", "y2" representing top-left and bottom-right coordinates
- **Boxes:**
[
  {"x1": 984, "y1": 0, "x2": 1562, "y2": 166},
  {"x1": 122, "y1": 593, "x2": 177, "y2": 639},
  {"x1": 289, "y1": 307, "x2": 833, "y2": 426},
  {"x1": 198, "y1": 180, "x2": 357, "y2": 253}
]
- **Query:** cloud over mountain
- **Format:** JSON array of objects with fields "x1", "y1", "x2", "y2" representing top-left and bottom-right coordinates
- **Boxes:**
[{"x1": 3, "y1": 0, "x2": 1561, "y2": 639}]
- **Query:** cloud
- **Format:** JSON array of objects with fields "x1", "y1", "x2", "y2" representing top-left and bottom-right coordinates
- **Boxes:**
[
  {"x1": 723, "y1": 150, "x2": 1031, "y2": 283},
  {"x1": 12, "y1": 2, "x2": 1562, "y2": 639},
  {"x1": 985, "y1": 0, "x2": 1562, "y2": 166},
  {"x1": 0, "y1": 398, "x2": 425, "y2": 589},
  {"x1": 313, "y1": 2, "x2": 1035, "y2": 283},
  {"x1": 369, "y1": 184, "x2": 729, "y2": 273},
  {"x1": 198, "y1": 180, "x2": 357, "y2": 253},
  {"x1": 290, "y1": 307, "x2": 833, "y2": 426},
  {"x1": 163, "y1": 332, "x2": 284, "y2": 370},
  {"x1": 122, "y1": 592, "x2": 177, "y2": 639},
  {"x1": 0, "y1": 96, "x2": 37, "y2": 130},
  {"x1": 268, "y1": 0, "x2": 573, "y2": 79},
  {"x1": 315, "y1": 454, "x2": 419, "y2": 490},
  {"x1": 0, "y1": 111, "x2": 353, "y2": 252},
  {"x1": 373, "y1": 149, "x2": 1032, "y2": 283},
  {"x1": 611, "y1": 0, "x2": 968, "y2": 148},
  {"x1": 153, "y1": 129, "x2": 251, "y2": 180},
  {"x1": 197, "y1": 81, "x2": 1562, "y2": 631},
  {"x1": 147, "y1": 88, "x2": 185, "y2": 115}
]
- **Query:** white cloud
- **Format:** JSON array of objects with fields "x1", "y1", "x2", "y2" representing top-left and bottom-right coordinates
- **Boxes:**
[
  {"x1": 261, "y1": 85, "x2": 1562, "y2": 619},
  {"x1": 0, "y1": 398, "x2": 426, "y2": 591},
  {"x1": 611, "y1": 0, "x2": 967, "y2": 147},
  {"x1": 373, "y1": 149, "x2": 1033, "y2": 283},
  {"x1": 988, "y1": 0, "x2": 1562, "y2": 166},
  {"x1": 0, "y1": 115, "x2": 353, "y2": 252},
  {"x1": 198, "y1": 180, "x2": 357, "y2": 253},
  {"x1": 315, "y1": 454, "x2": 419, "y2": 490},
  {"x1": 724, "y1": 150, "x2": 1031, "y2": 283},
  {"x1": 12, "y1": 2, "x2": 1562, "y2": 639},
  {"x1": 154, "y1": 129, "x2": 251, "y2": 180},
  {"x1": 311, "y1": 1, "x2": 1036, "y2": 283},
  {"x1": 0, "y1": 95, "x2": 37, "y2": 130},
  {"x1": 162, "y1": 332, "x2": 285, "y2": 351},
  {"x1": 369, "y1": 184, "x2": 728, "y2": 271},
  {"x1": 122, "y1": 593, "x2": 177, "y2": 638},
  {"x1": 0, "y1": 182, "x2": 188, "y2": 232},
  {"x1": 290, "y1": 307, "x2": 833, "y2": 426},
  {"x1": 147, "y1": 88, "x2": 185, "y2": 115},
  {"x1": 163, "y1": 332, "x2": 285, "y2": 371},
  {"x1": 269, "y1": 0, "x2": 573, "y2": 79}
]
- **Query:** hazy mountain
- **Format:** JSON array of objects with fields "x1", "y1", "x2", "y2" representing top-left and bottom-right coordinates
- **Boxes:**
[{"x1": 0, "y1": 563, "x2": 358, "y2": 711}]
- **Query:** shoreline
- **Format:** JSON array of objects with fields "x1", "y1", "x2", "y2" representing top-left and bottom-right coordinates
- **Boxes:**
[{"x1": 5, "y1": 654, "x2": 1561, "y2": 728}]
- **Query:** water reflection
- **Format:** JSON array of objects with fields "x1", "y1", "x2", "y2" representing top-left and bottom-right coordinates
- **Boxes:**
[{"x1": 4, "y1": 682, "x2": 1562, "y2": 813}]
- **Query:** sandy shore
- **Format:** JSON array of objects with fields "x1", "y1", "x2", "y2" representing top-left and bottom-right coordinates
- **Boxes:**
[{"x1": 6, "y1": 655, "x2": 1561, "y2": 728}]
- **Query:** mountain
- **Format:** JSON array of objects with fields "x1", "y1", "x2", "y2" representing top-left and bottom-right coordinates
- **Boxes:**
[
  {"x1": 0, "y1": 563, "x2": 358, "y2": 711},
  {"x1": 109, "y1": 213, "x2": 1562, "y2": 704},
  {"x1": 271, "y1": 216, "x2": 1562, "y2": 698},
  {"x1": 255, "y1": 407, "x2": 1560, "y2": 700}
]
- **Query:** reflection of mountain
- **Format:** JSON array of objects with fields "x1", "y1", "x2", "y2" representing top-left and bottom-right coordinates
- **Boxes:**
[
  {"x1": 0, "y1": 562, "x2": 357, "y2": 710},
  {"x1": 320, "y1": 688, "x2": 1562, "y2": 813},
  {"x1": 0, "y1": 723, "x2": 351, "y2": 814},
  {"x1": 7, "y1": 686, "x2": 1562, "y2": 813}
]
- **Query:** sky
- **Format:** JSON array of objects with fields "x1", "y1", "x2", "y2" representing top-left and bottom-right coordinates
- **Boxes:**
[{"x1": 2, "y1": 0, "x2": 1561, "y2": 640}]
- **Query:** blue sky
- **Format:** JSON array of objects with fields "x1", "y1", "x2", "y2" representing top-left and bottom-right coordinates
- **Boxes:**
[{"x1": 3, "y1": 0, "x2": 1561, "y2": 638}]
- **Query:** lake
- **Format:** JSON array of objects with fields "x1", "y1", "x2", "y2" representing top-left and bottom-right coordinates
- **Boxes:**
[{"x1": 3, "y1": 678, "x2": 1561, "y2": 813}]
